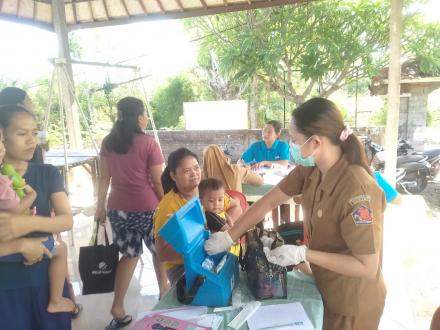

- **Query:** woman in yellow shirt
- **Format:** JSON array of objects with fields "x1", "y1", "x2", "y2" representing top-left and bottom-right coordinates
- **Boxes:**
[{"x1": 154, "y1": 148, "x2": 241, "y2": 286}]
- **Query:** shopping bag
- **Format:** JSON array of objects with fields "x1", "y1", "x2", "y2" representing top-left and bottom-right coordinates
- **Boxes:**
[
  {"x1": 79, "y1": 222, "x2": 119, "y2": 295},
  {"x1": 239, "y1": 227, "x2": 287, "y2": 300},
  {"x1": 89, "y1": 220, "x2": 113, "y2": 246}
]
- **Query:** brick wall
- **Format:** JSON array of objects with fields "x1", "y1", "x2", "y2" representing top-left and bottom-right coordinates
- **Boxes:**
[
  {"x1": 146, "y1": 129, "x2": 270, "y2": 162},
  {"x1": 146, "y1": 127, "x2": 384, "y2": 162}
]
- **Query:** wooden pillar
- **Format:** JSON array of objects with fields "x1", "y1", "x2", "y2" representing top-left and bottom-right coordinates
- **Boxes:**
[
  {"x1": 52, "y1": 0, "x2": 83, "y2": 149},
  {"x1": 384, "y1": 0, "x2": 403, "y2": 186}
]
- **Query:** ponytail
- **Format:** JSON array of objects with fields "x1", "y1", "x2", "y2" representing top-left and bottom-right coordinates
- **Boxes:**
[
  {"x1": 341, "y1": 134, "x2": 372, "y2": 176},
  {"x1": 104, "y1": 97, "x2": 145, "y2": 154},
  {"x1": 161, "y1": 166, "x2": 175, "y2": 194},
  {"x1": 292, "y1": 98, "x2": 372, "y2": 176}
]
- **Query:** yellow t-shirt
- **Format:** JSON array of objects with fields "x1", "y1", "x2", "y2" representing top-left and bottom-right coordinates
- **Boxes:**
[
  {"x1": 216, "y1": 193, "x2": 231, "y2": 219},
  {"x1": 154, "y1": 190, "x2": 188, "y2": 270},
  {"x1": 205, "y1": 194, "x2": 240, "y2": 257},
  {"x1": 154, "y1": 191, "x2": 233, "y2": 270}
]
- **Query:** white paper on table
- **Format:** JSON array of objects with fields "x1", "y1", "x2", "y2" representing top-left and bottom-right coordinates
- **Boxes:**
[
  {"x1": 247, "y1": 302, "x2": 314, "y2": 330},
  {"x1": 253, "y1": 167, "x2": 269, "y2": 175},
  {"x1": 136, "y1": 306, "x2": 208, "y2": 321},
  {"x1": 263, "y1": 173, "x2": 285, "y2": 186},
  {"x1": 188, "y1": 314, "x2": 224, "y2": 330}
]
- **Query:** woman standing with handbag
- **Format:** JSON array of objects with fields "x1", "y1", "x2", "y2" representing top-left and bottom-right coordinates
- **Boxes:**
[
  {"x1": 205, "y1": 98, "x2": 387, "y2": 330},
  {"x1": 95, "y1": 97, "x2": 168, "y2": 330}
]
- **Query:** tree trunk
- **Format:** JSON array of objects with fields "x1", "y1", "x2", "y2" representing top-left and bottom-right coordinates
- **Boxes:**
[{"x1": 249, "y1": 76, "x2": 258, "y2": 129}]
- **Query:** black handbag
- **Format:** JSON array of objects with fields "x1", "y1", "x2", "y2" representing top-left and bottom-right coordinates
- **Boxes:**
[
  {"x1": 79, "y1": 223, "x2": 119, "y2": 295},
  {"x1": 205, "y1": 211, "x2": 226, "y2": 232},
  {"x1": 240, "y1": 227, "x2": 287, "y2": 300},
  {"x1": 176, "y1": 274, "x2": 206, "y2": 305},
  {"x1": 277, "y1": 222, "x2": 304, "y2": 245}
]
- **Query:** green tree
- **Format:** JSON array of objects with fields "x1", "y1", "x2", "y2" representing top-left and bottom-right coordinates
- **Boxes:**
[
  {"x1": 427, "y1": 107, "x2": 440, "y2": 128},
  {"x1": 68, "y1": 32, "x2": 83, "y2": 59},
  {"x1": 150, "y1": 75, "x2": 196, "y2": 129},
  {"x1": 193, "y1": 44, "x2": 247, "y2": 100},
  {"x1": 27, "y1": 79, "x2": 147, "y2": 147},
  {"x1": 370, "y1": 106, "x2": 387, "y2": 126},
  {"x1": 403, "y1": 17, "x2": 440, "y2": 76},
  {"x1": 186, "y1": 0, "x2": 440, "y2": 107},
  {"x1": 186, "y1": 0, "x2": 390, "y2": 106}
]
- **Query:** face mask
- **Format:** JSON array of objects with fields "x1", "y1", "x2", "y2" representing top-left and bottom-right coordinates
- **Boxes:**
[{"x1": 289, "y1": 137, "x2": 315, "y2": 167}]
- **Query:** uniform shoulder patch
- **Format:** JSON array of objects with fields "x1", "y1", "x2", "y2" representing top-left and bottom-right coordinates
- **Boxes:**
[
  {"x1": 349, "y1": 195, "x2": 371, "y2": 206},
  {"x1": 351, "y1": 205, "x2": 373, "y2": 225}
]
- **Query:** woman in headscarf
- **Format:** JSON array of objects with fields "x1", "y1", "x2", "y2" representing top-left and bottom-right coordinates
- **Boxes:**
[{"x1": 202, "y1": 144, "x2": 263, "y2": 192}]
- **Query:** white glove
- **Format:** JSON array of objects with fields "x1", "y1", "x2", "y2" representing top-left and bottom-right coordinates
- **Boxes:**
[
  {"x1": 260, "y1": 235, "x2": 275, "y2": 248},
  {"x1": 204, "y1": 231, "x2": 234, "y2": 255},
  {"x1": 263, "y1": 245, "x2": 307, "y2": 267}
]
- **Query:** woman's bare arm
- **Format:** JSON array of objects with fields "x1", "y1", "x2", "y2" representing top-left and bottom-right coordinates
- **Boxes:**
[
  {"x1": 0, "y1": 190, "x2": 73, "y2": 241},
  {"x1": 95, "y1": 156, "x2": 111, "y2": 223},
  {"x1": 150, "y1": 163, "x2": 165, "y2": 200},
  {"x1": 225, "y1": 197, "x2": 242, "y2": 223}
]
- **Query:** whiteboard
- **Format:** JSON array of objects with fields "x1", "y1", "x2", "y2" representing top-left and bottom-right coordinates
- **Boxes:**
[{"x1": 183, "y1": 100, "x2": 248, "y2": 130}]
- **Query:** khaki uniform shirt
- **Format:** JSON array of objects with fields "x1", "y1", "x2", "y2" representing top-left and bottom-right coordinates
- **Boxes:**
[{"x1": 278, "y1": 157, "x2": 386, "y2": 316}]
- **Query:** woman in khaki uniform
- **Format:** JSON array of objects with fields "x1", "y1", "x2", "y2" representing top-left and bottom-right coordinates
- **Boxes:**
[{"x1": 205, "y1": 98, "x2": 387, "y2": 330}]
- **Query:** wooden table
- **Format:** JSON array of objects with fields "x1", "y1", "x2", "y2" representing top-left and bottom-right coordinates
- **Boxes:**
[
  {"x1": 45, "y1": 149, "x2": 99, "y2": 197},
  {"x1": 45, "y1": 149, "x2": 99, "y2": 247}
]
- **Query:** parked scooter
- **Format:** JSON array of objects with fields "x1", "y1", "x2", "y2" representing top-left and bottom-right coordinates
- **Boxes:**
[
  {"x1": 395, "y1": 167, "x2": 408, "y2": 193},
  {"x1": 364, "y1": 138, "x2": 431, "y2": 194},
  {"x1": 397, "y1": 139, "x2": 440, "y2": 180}
]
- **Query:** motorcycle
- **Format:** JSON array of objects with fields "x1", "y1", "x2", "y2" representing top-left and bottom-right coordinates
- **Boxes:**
[
  {"x1": 395, "y1": 167, "x2": 408, "y2": 193},
  {"x1": 397, "y1": 139, "x2": 440, "y2": 180},
  {"x1": 364, "y1": 138, "x2": 431, "y2": 194}
]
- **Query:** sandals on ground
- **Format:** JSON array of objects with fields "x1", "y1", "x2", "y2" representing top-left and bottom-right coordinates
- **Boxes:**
[{"x1": 105, "y1": 315, "x2": 133, "y2": 330}]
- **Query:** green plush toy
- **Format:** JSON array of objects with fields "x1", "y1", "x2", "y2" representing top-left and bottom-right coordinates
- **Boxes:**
[{"x1": 1, "y1": 163, "x2": 26, "y2": 199}]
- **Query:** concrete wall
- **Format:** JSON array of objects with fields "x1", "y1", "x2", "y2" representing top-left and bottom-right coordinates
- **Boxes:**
[
  {"x1": 399, "y1": 87, "x2": 430, "y2": 150},
  {"x1": 147, "y1": 127, "x2": 384, "y2": 162},
  {"x1": 147, "y1": 129, "x2": 268, "y2": 162}
]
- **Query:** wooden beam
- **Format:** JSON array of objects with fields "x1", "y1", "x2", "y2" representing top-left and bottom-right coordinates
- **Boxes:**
[
  {"x1": 137, "y1": 0, "x2": 148, "y2": 15},
  {"x1": 175, "y1": 0, "x2": 185, "y2": 11},
  {"x1": 71, "y1": 59, "x2": 138, "y2": 69},
  {"x1": 52, "y1": 0, "x2": 83, "y2": 149},
  {"x1": 16, "y1": 0, "x2": 20, "y2": 17},
  {"x1": 70, "y1": 0, "x2": 311, "y2": 30},
  {"x1": 199, "y1": 0, "x2": 208, "y2": 9},
  {"x1": 33, "y1": 0, "x2": 37, "y2": 21},
  {"x1": 102, "y1": 0, "x2": 110, "y2": 19},
  {"x1": 155, "y1": 0, "x2": 165, "y2": 12},
  {"x1": 384, "y1": 0, "x2": 403, "y2": 186},
  {"x1": 0, "y1": 0, "x2": 4, "y2": 12},
  {"x1": 0, "y1": 13, "x2": 53, "y2": 30},
  {"x1": 71, "y1": 0, "x2": 78, "y2": 24},
  {"x1": 87, "y1": 0, "x2": 95, "y2": 21},
  {"x1": 121, "y1": 0, "x2": 130, "y2": 17}
]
